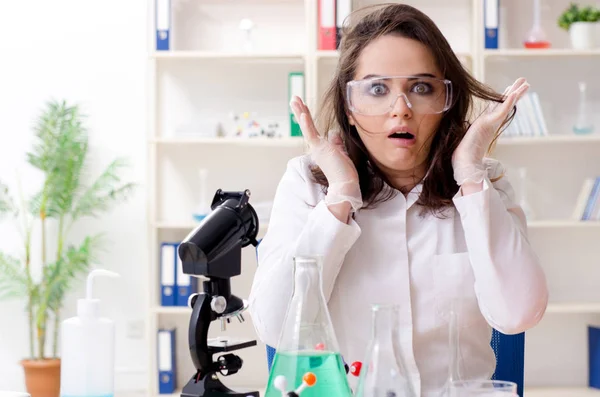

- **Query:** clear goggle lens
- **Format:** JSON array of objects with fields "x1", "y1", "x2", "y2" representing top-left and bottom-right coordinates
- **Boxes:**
[{"x1": 346, "y1": 76, "x2": 453, "y2": 116}]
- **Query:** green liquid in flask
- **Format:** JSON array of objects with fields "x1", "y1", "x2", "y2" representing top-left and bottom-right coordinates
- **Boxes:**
[{"x1": 265, "y1": 350, "x2": 352, "y2": 397}]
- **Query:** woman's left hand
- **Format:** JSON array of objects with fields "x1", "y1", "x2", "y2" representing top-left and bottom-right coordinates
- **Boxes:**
[{"x1": 452, "y1": 77, "x2": 530, "y2": 185}]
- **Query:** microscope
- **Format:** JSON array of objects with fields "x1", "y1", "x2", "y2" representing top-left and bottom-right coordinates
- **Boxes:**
[{"x1": 177, "y1": 189, "x2": 260, "y2": 397}]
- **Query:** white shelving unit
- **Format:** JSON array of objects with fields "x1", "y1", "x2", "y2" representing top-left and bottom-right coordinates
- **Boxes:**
[{"x1": 147, "y1": 0, "x2": 600, "y2": 395}]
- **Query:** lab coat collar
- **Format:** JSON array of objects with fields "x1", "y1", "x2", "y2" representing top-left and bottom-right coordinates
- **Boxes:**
[{"x1": 376, "y1": 179, "x2": 424, "y2": 211}]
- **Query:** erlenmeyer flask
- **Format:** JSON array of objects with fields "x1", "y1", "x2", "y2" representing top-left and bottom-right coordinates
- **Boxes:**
[
  {"x1": 355, "y1": 304, "x2": 415, "y2": 397},
  {"x1": 264, "y1": 256, "x2": 352, "y2": 397}
]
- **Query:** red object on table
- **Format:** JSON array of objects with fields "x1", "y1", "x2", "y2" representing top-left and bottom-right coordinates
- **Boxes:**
[{"x1": 350, "y1": 361, "x2": 362, "y2": 376}]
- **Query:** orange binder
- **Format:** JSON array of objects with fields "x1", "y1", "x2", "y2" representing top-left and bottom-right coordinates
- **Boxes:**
[{"x1": 318, "y1": 0, "x2": 336, "y2": 50}]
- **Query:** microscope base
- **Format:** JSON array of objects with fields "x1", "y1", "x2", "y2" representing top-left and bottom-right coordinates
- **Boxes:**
[{"x1": 181, "y1": 374, "x2": 259, "y2": 397}]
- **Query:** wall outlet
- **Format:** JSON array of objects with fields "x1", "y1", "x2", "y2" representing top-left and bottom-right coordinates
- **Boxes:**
[{"x1": 126, "y1": 320, "x2": 145, "y2": 339}]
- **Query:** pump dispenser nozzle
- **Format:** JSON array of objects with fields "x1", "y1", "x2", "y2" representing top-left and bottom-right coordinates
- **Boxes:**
[{"x1": 77, "y1": 268, "x2": 120, "y2": 318}]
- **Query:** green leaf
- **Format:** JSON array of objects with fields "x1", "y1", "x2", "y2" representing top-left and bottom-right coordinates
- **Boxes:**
[
  {"x1": 40, "y1": 234, "x2": 104, "y2": 315},
  {"x1": 0, "y1": 181, "x2": 17, "y2": 219},
  {"x1": 558, "y1": 3, "x2": 600, "y2": 28},
  {"x1": 71, "y1": 158, "x2": 136, "y2": 220},
  {"x1": 0, "y1": 253, "x2": 28, "y2": 300},
  {"x1": 26, "y1": 100, "x2": 88, "y2": 219}
]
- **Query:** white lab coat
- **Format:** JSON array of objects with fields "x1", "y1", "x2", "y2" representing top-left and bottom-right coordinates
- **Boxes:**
[{"x1": 249, "y1": 154, "x2": 548, "y2": 396}]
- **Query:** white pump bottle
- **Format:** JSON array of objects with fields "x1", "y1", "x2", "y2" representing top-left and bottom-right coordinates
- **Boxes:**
[{"x1": 60, "y1": 269, "x2": 120, "y2": 397}]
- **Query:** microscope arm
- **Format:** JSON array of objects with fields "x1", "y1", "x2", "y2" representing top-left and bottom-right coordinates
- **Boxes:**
[{"x1": 189, "y1": 293, "x2": 216, "y2": 377}]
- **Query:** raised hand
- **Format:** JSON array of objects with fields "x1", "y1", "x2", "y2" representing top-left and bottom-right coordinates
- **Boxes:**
[
  {"x1": 452, "y1": 78, "x2": 530, "y2": 185},
  {"x1": 290, "y1": 96, "x2": 363, "y2": 212}
]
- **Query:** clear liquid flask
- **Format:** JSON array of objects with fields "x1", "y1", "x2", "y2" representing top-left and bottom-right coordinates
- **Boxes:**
[
  {"x1": 264, "y1": 256, "x2": 353, "y2": 397},
  {"x1": 355, "y1": 304, "x2": 415, "y2": 397},
  {"x1": 573, "y1": 81, "x2": 594, "y2": 135}
]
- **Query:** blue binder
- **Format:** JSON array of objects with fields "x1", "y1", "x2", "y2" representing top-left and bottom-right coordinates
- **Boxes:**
[
  {"x1": 160, "y1": 243, "x2": 176, "y2": 306},
  {"x1": 156, "y1": 0, "x2": 170, "y2": 51},
  {"x1": 484, "y1": 0, "x2": 499, "y2": 49},
  {"x1": 176, "y1": 243, "x2": 198, "y2": 306},
  {"x1": 157, "y1": 328, "x2": 177, "y2": 394}
]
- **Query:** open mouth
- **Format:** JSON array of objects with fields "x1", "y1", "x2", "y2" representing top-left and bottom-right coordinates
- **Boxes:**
[{"x1": 388, "y1": 132, "x2": 415, "y2": 140}]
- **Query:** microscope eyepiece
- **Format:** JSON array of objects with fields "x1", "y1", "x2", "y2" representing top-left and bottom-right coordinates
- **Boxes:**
[{"x1": 178, "y1": 190, "x2": 259, "y2": 278}]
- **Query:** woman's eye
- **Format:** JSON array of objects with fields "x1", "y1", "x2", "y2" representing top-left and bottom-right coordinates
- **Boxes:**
[
  {"x1": 412, "y1": 82, "x2": 432, "y2": 94},
  {"x1": 368, "y1": 84, "x2": 388, "y2": 96}
]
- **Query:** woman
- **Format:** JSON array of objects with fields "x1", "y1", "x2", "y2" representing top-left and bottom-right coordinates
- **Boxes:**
[{"x1": 249, "y1": 3, "x2": 548, "y2": 396}]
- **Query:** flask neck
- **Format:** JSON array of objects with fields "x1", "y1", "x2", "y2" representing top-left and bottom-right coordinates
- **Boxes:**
[
  {"x1": 276, "y1": 256, "x2": 340, "y2": 353},
  {"x1": 371, "y1": 305, "x2": 399, "y2": 348},
  {"x1": 291, "y1": 256, "x2": 323, "y2": 299}
]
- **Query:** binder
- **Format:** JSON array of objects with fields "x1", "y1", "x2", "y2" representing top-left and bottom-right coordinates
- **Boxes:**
[
  {"x1": 160, "y1": 243, "x2": 176, "y2": 306},
  {"x1": 176, "y1": 243, "x2": 198, "y2": 306},
  {"x1": 335, "y1": 0, "x2": 351, "y2": 48},
  {"x1": 157, "y1": 328, "x2": 177, "y2": 394},
  {"x1": 318, "y1": 0, "x2": 336, "y2": 50},
  {"x1": 484, "y1": 0, "x2": 499, "y2": 49},
  {"x1": 288, "y1": 72, "x2": 305, "y2": 137},
  {"x1": 156, "y1": 0, "x2": 171, "y2": 51}
]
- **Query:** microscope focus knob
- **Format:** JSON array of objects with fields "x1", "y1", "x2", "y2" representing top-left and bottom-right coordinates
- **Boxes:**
[{"x1": 211, "y1": 296, "x2": 227, "y2": 314}]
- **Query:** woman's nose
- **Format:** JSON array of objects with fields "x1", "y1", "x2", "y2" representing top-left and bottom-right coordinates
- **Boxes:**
[{"x1": 390, "y1": 93, "x2": 412, "y2": 119}]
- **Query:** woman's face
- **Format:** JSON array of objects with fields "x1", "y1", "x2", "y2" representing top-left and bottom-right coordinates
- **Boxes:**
[{"x1": 348, "y1": 34, "x2": 445, "y2": 176}]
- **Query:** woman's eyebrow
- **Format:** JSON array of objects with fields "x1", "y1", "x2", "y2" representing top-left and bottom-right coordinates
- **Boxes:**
[{"x1": 360, "y1": 73, "x2": 438, "y2": 80}]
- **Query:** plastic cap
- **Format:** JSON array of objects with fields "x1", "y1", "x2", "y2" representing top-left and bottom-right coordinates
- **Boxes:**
[
  {"x1": 77, "y1": 298, "x2": 101, "y2": 318},
  {"x1": 77, "y1": 268, "x2": 120, "y2": 318}
]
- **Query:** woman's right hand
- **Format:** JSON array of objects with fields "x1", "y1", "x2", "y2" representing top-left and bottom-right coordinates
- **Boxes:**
[{"x1": 290, "y1": 96, "x2": 363, "y2": 214}]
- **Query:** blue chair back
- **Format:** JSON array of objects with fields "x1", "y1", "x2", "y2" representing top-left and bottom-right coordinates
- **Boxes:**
[{"x1": 490, "y1": 330, "x2": 525, "y2": 397}]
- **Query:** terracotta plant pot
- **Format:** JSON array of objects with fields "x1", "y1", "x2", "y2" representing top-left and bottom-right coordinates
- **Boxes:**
[{"x1": 20, "y1": 359, "x2": 60, "y2": 397}]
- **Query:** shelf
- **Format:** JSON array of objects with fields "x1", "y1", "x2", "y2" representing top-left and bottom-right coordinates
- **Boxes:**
[
  {"x1": 151, "y1": 51, "x2": 305, "y2": 61},
  {"x1": 155, "y1": 220, "x2": 597, "y2": 230},
  {"x1": 154, "y1": 221, "x2": 270, "y2": 231},
  {"x1": 154, "y1": 304, "x2": 600, "y2": 316},
  {"x1": 497, "y1": 134, "x2": 600, "y2": 145},
  {"x1": 525, "y1": 387, "x2": 600, "y2": 396},
  {"x1": 546, "y1": 303, "x2": 600, "y2": 314},
  {"x1": 153, "y1": 306, "x2": 191, "y2": 315},
  {"x1": 527, "y1": 220, "x2": 600, "y2": 229},
  {"x1": 151, "y1": 136, "x2": 305, "y2": 147},
  {"x1": 316, "y1": 49, "x2": 471, "y2": 59},
  {"x1": 484, "y1": 48, "x2": 600, "y2": 58}
]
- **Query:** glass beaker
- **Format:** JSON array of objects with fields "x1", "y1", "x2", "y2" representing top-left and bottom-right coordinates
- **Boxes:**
[
  {"x1": 264, "y1": 256, "x2": 352, "y2": 397},
  {"x1": 354, "y1": 304, "x2": 415, "y2": 397},
  {"x1": 448, "y1": 380, "x2": 517, "y2": 397}
]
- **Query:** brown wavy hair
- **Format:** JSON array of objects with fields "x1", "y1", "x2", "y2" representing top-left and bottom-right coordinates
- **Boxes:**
[{"x1": 312, "y1": 3, "x2": 513, "y2": 215}]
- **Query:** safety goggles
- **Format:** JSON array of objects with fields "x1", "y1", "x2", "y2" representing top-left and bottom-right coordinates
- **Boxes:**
[{"x1": 346, "y1": 75, "x2": 453, "y2": 116}]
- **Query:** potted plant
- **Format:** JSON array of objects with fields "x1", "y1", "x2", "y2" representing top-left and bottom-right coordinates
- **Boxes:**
[
  {"x1": 0, "y1": 100, "x2": 136, "y2": 397},
  {"x1": 558, "y1": 3, "x2": 600, "y2": 49}
]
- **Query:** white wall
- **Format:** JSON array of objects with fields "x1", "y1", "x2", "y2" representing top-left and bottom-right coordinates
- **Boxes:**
[{"x1": 0, "y1": 0, "x2": 148, "y2": 392}]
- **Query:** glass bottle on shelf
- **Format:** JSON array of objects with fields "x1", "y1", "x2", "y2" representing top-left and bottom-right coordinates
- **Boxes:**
[
  {"x1": 573, "y1": 81, "x2": 594, "y2": 135},
  {"x1": 264, "y1": 256, "x2": 353, "y2": 397},
  {"x1": 192, "y1": 168, "x2": 211, "y2": 222},
  {"x1": 354, "y1": 304, "x2": 415, "y2": 397},
  {"x1": 523, "y1": 0, "x2": 551, "y2": 49}
]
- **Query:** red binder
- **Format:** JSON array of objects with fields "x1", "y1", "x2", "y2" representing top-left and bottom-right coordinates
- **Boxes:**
[{"x1": 318, "y1": 0, "x2": 336, "y2": 50}]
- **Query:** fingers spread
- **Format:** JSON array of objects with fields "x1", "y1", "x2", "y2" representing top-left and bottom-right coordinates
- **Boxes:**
[{"x1": 290, "y1": 96, "x2": 321, "y2": 147}]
